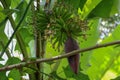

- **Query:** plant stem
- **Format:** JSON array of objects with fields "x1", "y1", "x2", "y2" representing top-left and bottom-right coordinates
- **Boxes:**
[
  {"x1": 0, "y1": 40, "x2": 120, "y2": 71},
  {"x1": 0, "y1": 40, "x2": 11, "y2": 58},
  {"x1": 0, "y1": 0, "x2": 33, "y2": 59}
]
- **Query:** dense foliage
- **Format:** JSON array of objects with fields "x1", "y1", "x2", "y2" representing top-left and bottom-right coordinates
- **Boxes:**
[{"x1": 0, "y1": 0, "x2": 120, "y2": 80}]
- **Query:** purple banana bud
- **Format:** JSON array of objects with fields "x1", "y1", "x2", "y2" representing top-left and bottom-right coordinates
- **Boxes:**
[{"x1": 64, "y1": 37, "x2": 80, "y2": 74}]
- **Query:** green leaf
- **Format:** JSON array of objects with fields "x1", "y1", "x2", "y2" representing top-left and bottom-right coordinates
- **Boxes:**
[
  {"x1": 5, "y1": 0, "x2": 11, "y2": 7},
  {"x1": 86, "y1": 25, "x2": 120, "y2": 80},
  {"x1": 0, "y1": 6, "x2": 7, "y2": 51},
  {"x1": 63, "y1": 65, "x2": 74, "y2": 77},
  {"x1": 8, "y1": 69, "x2": 21, "y2": 80},
  {"x1": 80, "y1": 18, "x2": 100, "y2": 71},
  {"x1": 82, "y1": 0, "x2": 119, "y2": 19},
  {"x1": 50, "y1": 71, "x2": 66, "y2": 80},
  {"x1": 6, "y1": 57, "x2": 21, "y2": 65},
  {"x1": 111, "y1": 76, "x2": 120, "y2": 80},
  {"x1": 112, "y1": 25, "x2": 120, "y2": 40},
  {"x1": 79, "y1": 0, "x2": 87, "y2": 10},
  {"x1": 74, "y1": 72, "x2": 90, "y2": 80},
  {"x1": 19, "y1": 27, "x2": 33, "y2": 45},
  {"x1": 46, "y1": 42, "x2": 59, "y2": 57},
  {"x1": 0, "y1": 22, "x2": 8, "y2": 51},
  {"x1": 88, "y1": 0, "x2": 120, "y2": 18},
  {"x1": 55, "y1": 59, "x2": 67, "y2": 79},
  {"x1": 15, "y1": 27, "x2": 33, "y2": 53},
  {"x1": 63, "y1": 65, "x2": 90, "y2": 80},
  {"x1": 108, "y1": 25, "x2": 120, "y2": 76},
  {"x1": 80, "y1": 18, "x2": 100, "y2": 48},
  {"x1": 23, "y1": 67, "x2": 36, "y2": 74},
  {"x1": 110, "y1": 0, "x2": 120, "y2": 15},
  {"x1": 0, "y1": 71, "x2": 8, "y2": 80},
  {"x1": 81, "y1": 0, "x2": 102, "y2": 19},
  {"x1": 0, "y1": 64, "x2": 8, "y2": 80},
  {"x1": 11, "y1": 0, "x2": 21, "y2": 8},
  {"x1": 28, "y1": 40, "x2": 35, "y2": 57},
  {"x1": 88, "y1": 0, "x2": 118, "y2": 18},
  {"x1": 0, "y1": 6, "x2": 6, "y2": 23}
]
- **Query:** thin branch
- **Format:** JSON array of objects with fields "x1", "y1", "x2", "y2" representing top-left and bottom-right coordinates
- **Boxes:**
[
  {"x1": 0, "y1": 0, "x2": 33, "y2": 57},
  {"x1": 0, "y1": 40, "x2": 11, "y2": 58},
  {"x1": 0, "y1": 40, "x2": 120, "y2": 71}
]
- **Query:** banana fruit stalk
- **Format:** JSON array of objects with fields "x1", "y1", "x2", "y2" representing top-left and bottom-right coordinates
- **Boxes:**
[{"x1": 64, "y1": 37, "x2": 80, "y2": 74}]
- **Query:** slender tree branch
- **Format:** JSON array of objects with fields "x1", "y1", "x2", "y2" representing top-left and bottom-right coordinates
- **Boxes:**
[
  {"x1": 0, "y1": 40, "x2": 120, "y2": 71},
  {"x1": 0, "y1": 40, "x2": 11, "y2": 58}
]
